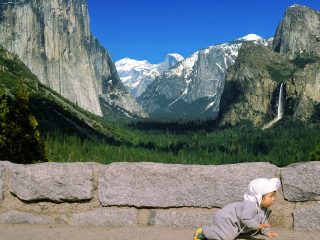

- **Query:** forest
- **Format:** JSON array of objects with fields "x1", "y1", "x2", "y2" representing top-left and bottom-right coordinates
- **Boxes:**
[
  {"x1": 1, "y1": 82, "x2": 320, "y2": 166},
  {"x1": 0, "y1": 45, "x2": 319, "y2": 167},
  {"x1": 45, "y1": 118, "x2": 320, "y2": 167},
  {"x1": 0, "y1": 81, "x2": 320, "y2": 167}
]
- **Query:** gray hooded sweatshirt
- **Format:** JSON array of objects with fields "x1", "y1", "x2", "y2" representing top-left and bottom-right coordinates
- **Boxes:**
[
  {"x1": 202, "y1": 200, "x2": 271, "y2": 240},
  {"x1": 202, "y1": 178, "x2": 281, "y2": 240}
]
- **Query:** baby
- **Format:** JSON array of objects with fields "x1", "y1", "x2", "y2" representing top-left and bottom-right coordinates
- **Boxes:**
[{"x1": 194, "y1": 178, "x2": 281, "y2": 240}]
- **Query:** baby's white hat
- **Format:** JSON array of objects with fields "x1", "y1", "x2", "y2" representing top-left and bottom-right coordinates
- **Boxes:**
[{"x1": 244, "y1": 178, "x2": 281, "y2": 206}]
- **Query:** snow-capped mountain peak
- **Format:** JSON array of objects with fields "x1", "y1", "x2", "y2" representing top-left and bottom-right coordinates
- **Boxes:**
[
  {"x1": 116, "y1": 53, "x2": 184, "y2": 97},
  {"x1": 236, "y1": 34, "x2": 263, "y2": 42},
  {"x1": 166, "y1": 53, "x2": 184, "y2": 62},
  {"x1": 157, "y1": 53, "x2": 184, "y2": 73},
  {"x1": 115, "y1": 58, "x2": 155, "y2": 73},
  {"x1": 289, "y1": 4, "x2": 305, "y2": 9},
  {"x1": 138, "y1": 34, "x2": 269, "y2": 120},
  {"x1": 232, "y1": 34, "x2": 269, "y2": 46}
]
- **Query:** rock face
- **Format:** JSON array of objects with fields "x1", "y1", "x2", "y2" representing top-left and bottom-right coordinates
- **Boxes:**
[
  {"x1": 0, "y1": 165, "x2": 4, "y2": 200},
  {"x1": 219, "y1": 5, "x2": 320, "y2": 126},
  {"x1": 151, "y1": 209, "x2": 215, "y2": 227},
  {"x1": 138, "y1": 35, "x2": 268, "y2": 120},
  {"x1": 0, "y1": 161, "x2": 319, "y2": 230},
  {"x1": 273, "y1": 5, "x2": 320, "y2": 58},
  {"x1": 0, "y1": 0, "x2": 145, "y2": 118},
  {"x1": 116, "y1": 53, "x2": 184, "y2": 98},
  {"x1": 220, "y1": 46, "x2": 320, "y2": 126},
  {"x1": 291, "y1": 62, "x2": 320, "y2": 121},
  {"x1": 70, "y1": 208, "x2": 138, "y2": 227},
  {"x1": 98, "y1": 162, "x2": 277, "y2": 208},
  {"x1": 293, "y1": 205, "x2": 320, "y2": 230},
  {"x1": 281, "y1": 162, "x2": 320, "y2": 201},
  {"x1": 9, "y1": 162, "x2": 94, "y2": 202},
  {"x1": 219, "y1": 43, "x2": 282, "y2": 126},
  {"x1": 0, "y1": 211, "x2": 54, "y2": 225}
]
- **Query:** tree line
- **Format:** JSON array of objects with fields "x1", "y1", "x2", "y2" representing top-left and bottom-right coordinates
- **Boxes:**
[{"x1": 0, "y1": 84, "x2": 46, "y2": 163}]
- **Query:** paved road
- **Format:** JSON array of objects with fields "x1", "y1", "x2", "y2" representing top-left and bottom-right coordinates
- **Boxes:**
[{"x1": 0, "y1": 225, "x2": 319, "y2": 240}]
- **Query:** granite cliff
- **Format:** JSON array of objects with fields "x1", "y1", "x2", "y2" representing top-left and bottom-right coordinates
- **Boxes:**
[
  {"x1": 273, "y1": 4, "x2": 320, "y2": 58},
  {"x1": 138, "y1": 35, "x2": 269, "y2": 120},
  {"x1": 219, "y1": 5, "x2": 320, "y2": 127},
  {"x1": 0, "y1": 0, "x2": 146, "y2": 119},
  {"x1": 116, "y1": 53, "x2": 184, "y2": 98},
  {"x1": 0, "y1": 44, "x2": 125, "y2": 143}
]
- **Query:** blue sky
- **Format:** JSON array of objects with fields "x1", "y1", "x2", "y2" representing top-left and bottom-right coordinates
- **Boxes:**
[{"x1": 88, "y1": 0, "x2": 319, "y2": 64}]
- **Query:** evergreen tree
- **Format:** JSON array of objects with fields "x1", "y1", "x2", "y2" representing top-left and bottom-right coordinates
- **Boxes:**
[
  {"x1": 309, "y1": 144, "x2": 320, "y2": 161},
  {"x1": 0, "y1": 84, "x2": 47, "y2": 164}
]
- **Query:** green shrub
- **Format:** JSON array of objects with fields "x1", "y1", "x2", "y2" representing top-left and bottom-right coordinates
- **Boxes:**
[
  {"x1": 309, "y1": 144, "x2": 320, "y2": 161},
  {"x1": 0, "y1": 84, "x2": 47, "y2": 164},
  {"x1": 292, "y1": 53, "x2": 319, "y2": 69}
]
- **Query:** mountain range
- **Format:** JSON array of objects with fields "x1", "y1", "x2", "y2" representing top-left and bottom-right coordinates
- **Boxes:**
[
  {"x1": 0, "y1": 0, "x2": 146, "y2": 120},
  {"x1": 116, "y1": 53, "x2": 184, "y2": 98},
  {"x1": 117, "y1": 5, "x2": 320, "y2": 125},
  {"x1": 0, "y1": 44, "x2": 123, "y2": 143},
  {"x1": 0, "y1": 1, "x2": 319, "y2": 128},
  {"x1": 219, "y1": 4, "x2": 320, "y2": 127},
  {"x1": 136, "y1": 34, "x2": 270, "y2": 120}
]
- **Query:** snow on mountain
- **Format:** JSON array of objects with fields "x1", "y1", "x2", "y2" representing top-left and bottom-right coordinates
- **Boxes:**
[
  {"x1": 157, "y1": 53, "x2": 185, "y2": 73},
  {"x1": 289, "y1": 4, "x2": 305, "y2": 8},
  {"x1": 116, "y1": 54, "x2": 184, "y2": 98},
  {"x1": 236, "y1": 33, "x2": 263, "y2": 41},
  {"x1": 232, "y1": 34, "x2": 270, "y2": 47},
  {"x1": 138, "y1": 34, "x2": 270, "y2": 120}
]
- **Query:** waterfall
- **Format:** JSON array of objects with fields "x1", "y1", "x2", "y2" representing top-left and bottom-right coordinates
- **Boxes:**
[
  {"x1": 277, "y1": 83, "x2": 284, "y2": 120},
  {"x1": 262, "y1": 83, "x2": 284, "y2": 129}
]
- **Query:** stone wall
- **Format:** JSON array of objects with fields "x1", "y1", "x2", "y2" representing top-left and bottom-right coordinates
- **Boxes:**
[{"x1": 0, "y1": 161, "x2": 319, "y2": 231}]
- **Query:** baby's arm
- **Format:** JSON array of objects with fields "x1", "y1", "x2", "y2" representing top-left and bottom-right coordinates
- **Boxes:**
[
  {"x1": 260, "y1": 218, "x2": 271, "y2": 234},
  {"x1": 261, "y1": 219, "x2": 278, "y2": 238},
  {"x1": 240, "y1": 205, "x2": 260, "y2": 230}
]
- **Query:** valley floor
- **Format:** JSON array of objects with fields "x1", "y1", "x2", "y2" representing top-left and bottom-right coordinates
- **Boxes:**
[{"x1": 0, "y1": 225, "x2": 318, "y2": 240}]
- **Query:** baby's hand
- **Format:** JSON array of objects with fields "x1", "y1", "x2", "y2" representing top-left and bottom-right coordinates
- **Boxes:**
[
  {"x1": 266, "y1": 231, "x2": 278, "y2": 238},
  {"x1": 258, "y1": 223, "x2": 270, "y2": 229}
]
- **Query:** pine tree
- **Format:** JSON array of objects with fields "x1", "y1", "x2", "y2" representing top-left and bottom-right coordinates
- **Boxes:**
[
  {"x1": 309, "y1": 144, "x2": 320, "y2": 161},
  {"x1": 0, "y1": 88, "x2": 9, "y2": 152},
  {"x1": 0, "y1": 84, "x2": 47, "y2": 164}
]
